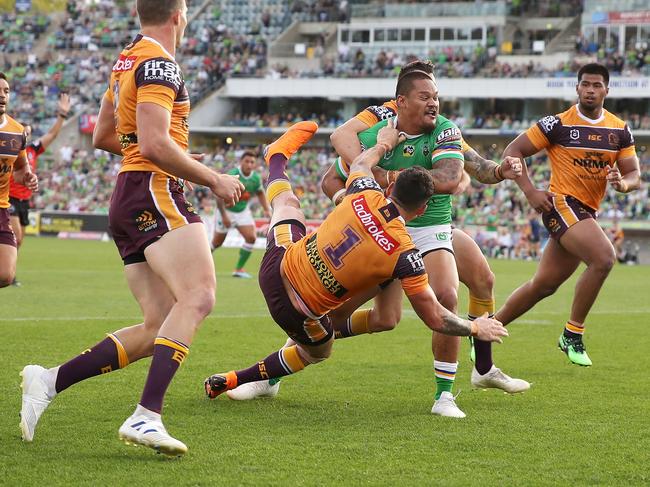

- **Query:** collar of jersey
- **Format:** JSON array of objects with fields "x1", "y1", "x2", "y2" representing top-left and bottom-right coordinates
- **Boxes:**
[
  {"x1": 393, "y1": 116, "x2": 423, "y2": 139},
  {"x1": 574, "y1": 104, "x2": 605, "y2": 125},
  {"x1": 141, "y1": 34, "x2": 176, "y2": 60},
  {"x1": 238, "y1": 168, "x2": 254, "y2": 179}
]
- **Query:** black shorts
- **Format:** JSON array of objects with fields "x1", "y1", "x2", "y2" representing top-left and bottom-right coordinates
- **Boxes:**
[
  {"x1": 8, "y1": 197, "x2": 30, "y2": 227},
  {"x1": 258, "y1": 219, "x2": 334, "y2": 346},
  {"x1": 542, "y1": 195, "x2": 596, "y2": 240}
]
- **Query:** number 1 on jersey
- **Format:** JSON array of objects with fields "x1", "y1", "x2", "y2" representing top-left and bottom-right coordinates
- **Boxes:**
[{"x1": 323, "y1": 226, "x2": 361, "y2": 270}]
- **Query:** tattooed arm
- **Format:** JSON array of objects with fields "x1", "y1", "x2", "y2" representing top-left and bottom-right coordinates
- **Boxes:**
[
  {"x1": 430, "y1": 157, "x2": 464, "y2": 193},
  {"x1": 407, "y1": 286, "x2": 508, "y2": 342},
  {"x1": 464, "y1": 147, "x2": 523, "y2": 184}
]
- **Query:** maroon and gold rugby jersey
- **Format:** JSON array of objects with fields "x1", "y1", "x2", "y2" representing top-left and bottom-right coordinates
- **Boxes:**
[
  {"x1": 0, "y1": 115, "x2": 26, "y2": 208},
  {"x1": 355, "y1": 100, "x2": 473, "y2": 153},
  {"x1": 526, "y1": 105, "x2": 636, "y2": 211},
  {"x1": 105, "y1": 34, "x2": 190, "y2": 176},
  {"x1": 282, "y1": 172, "x2": 429, "y2": 316}
]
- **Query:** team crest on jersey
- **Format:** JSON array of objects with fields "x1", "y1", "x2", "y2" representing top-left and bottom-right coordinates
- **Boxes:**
[
  {"x1": 570, "y1": 129, "x2": 580, "y2": 141},
  {"x1": 608, "y1": 132, "x2": 619, "y2": 147},
  {"x1": 383, "y1": 149, "x2": 394, "y2": 159},
  {"x1": 112, "y1": 55, "x2": 137, "y2": 72},
  {"x1": 422, "y1": 144, "x2": 430, "y2": 157},
  {"x1": 538, "y1": 116, "x2": 559, "y2": 134},
  {"x1": 403, "y1": 145, "x2": 415, "y2": 157},
  {"x1": 435, "y1": 127, "x2": 461, "y2": 144}
]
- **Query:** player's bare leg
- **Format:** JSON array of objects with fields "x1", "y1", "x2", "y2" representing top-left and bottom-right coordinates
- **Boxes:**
[
  {"x1": 19, "y1": 259, "x2": 175, "y2": 443},
  {"x1": 0, "y1": 243, "x2": 17, "y2": 287},
  {"x1": 553, "y1": 219, "x2": 615, "y2": 366},
  {"x1": 233, "y1": 224, "x2": 256, "y2": 278},
  {"x1": 211, "y1": 231, "x2": 227, "y2": 251},
  {"x1": 425, "y1": 250, "x2": 465, "y2": 417},
  {"x1": 453, "y1": 229, "x2": 529, "y2": 393}
]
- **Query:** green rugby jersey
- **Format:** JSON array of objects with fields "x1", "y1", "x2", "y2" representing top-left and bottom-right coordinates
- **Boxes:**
[
  {"x1": 226, "y1": 167, "x2": 262, "y2": 213},
  {"x1": 336, "y1": 115, "x2": 463, "y2": 227}
]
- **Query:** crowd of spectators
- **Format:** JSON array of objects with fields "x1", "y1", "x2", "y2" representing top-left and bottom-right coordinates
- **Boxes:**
[
  {"x1": 227, "y1": 111, "x2": 345, "y2": 128},
  {"x1": 575, "y1": 39, "x2": 650, "y2": 77},
  {"x1": 0, "y1": 13, "x2": 50, "y2": 53}
]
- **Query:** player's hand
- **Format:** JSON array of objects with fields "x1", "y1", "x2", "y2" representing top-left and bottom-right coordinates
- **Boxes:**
[
  {"x1": 20, "y1": 171, "x2": 39, "y2": 192},
  {"x1": 58, "y1": 93, "x2": 71, "y2": 116},
  {"x1": 525, "y1": 189, "x2": 554, "y2": 213},
  {"x1": 606, "y1": 164, "x2": 628, "y2": 193},
  {"x1": 213, "y1": 173, "x2": 244, "y2": 207},
  {"x1": 499, "y1": 156, "x2": 523, "y2": 180},
  {"x1": 376, "y1": 118, "x2": 406, "y2": 151},
  {"x1": 473, "y1": 313, "x2": 508, "y2": 344}
]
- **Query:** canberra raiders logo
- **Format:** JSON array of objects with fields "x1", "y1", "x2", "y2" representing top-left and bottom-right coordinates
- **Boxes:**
[{"x1": 403, "y1": 145, "x2": 415, "y2": 157}]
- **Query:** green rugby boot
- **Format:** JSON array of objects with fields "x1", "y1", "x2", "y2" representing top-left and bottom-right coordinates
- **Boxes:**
[{"x1": 558, "y1": 334, "x2": 592, "y2": 366}]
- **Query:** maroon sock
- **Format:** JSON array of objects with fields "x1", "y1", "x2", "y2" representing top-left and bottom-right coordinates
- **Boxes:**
[
  {"x1": 235, "y1": 346, "x2": 305, "y2": 385},
  {"x1": 139, "y1": 337, "x2": 189, "y2": 414},
  {"x1": 474, "y1": 339, "x2": 494, "y2": 375},
  {"x1": 55, "y1": 336, "x2": 126, "y2": 393},
  {"x1": 267, "y1": 154, "x2": 289, "y2": 186}
]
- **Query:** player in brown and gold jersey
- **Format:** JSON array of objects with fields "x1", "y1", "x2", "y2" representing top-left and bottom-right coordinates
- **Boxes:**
[
  {"x1": 491, "y1": 63, "x2": 641, "y2": 368},
  {"x1": 18, "y1": 0, "x2": 243, "y2": 457},
  {"x1": 205, "y1": 120, "x2": 507, "y2": 402},
  {"x1": 0, "y1": 72, "x2": 38, "y2": 288}
]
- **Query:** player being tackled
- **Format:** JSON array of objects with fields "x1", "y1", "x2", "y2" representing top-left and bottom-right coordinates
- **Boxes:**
[{"x1": 205, "y1": 120, "x2": 508, "y2": 402}]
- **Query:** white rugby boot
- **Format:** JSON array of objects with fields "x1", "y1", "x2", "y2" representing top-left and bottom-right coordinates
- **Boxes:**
[
  {"x1": 471, "y1": 366, "x2": 530, "y2": 393},
  {"x1": 226, "y1": 379, "x2": 280, "y2": 400},
  {"x1": 431, "y1": 391, "x2": 466, "y2": 418},
  {"x1": 118, "y1": 407, "x2": 187, "y2": 457},
  {"x1": 19, "y1": 365, "x2": 56, "y2": 442}
]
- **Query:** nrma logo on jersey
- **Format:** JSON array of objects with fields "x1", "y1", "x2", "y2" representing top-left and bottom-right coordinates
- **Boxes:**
[{"x1": 351, "y1": 196, "x2": 399, "y2": 254}]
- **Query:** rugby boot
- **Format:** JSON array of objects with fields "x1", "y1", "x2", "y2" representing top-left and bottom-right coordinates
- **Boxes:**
[
  {"x1": 263, "y1": 121, "x2": 318, "y2": 164},
  {"x1": 232, "y1": 269, "x2": 252, "y2": 278},
  {"x1": 558, "y1": 334, "x2": 592, "y2": 366},
  {"x1": 226, "y1": 379, "x2": 280, "y2": 400},
  {"x1": 471, "y1": 365, "x2": 530, "y2": 393},
  {"x1": 119, "y1": 410, "x2": 187, "y2": 457},
  {"x1": 19, "y1": 365, "x2": 56, "y2": 441},
  {"x1": 204, "y1": 371, "x2": 238, "y2": 399},
  {"x1": 431, "y1": 391, "x2": 466, "y2": 418}
]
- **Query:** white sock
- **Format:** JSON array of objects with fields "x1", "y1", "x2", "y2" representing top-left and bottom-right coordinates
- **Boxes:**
[{"x1": 44, "y1": 366, "x2": 60, "y2": 399}]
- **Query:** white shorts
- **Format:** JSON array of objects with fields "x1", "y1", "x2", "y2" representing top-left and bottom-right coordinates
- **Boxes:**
[
  {"x1": 213, "y1": 207, "x2": 255, "y2": 234},
  {"x1": 407, "y1": 224, "x2": 454, "y2": 255}
]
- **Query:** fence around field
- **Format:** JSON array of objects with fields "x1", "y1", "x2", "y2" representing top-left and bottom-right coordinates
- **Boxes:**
[{"x1": 23, "y1": 211, "x2": 650, "y2": 264}]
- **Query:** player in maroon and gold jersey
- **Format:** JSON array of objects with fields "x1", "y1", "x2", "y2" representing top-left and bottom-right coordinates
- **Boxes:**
[
  {"x1": 492, "y1": 63, "x2": 640, "y2": 368},
  {"x1": 8, "y1": 93, "x2": 70, "y2": 253},
  {"x1": 18, "y1": 0, "x2": 243, "y2": 457},
  {"x1": 0, "y1": 72, "x2": 38, "y2": 288},
  {"x1": 205, "y1": 121, "x2": 507, "y2": 402}
]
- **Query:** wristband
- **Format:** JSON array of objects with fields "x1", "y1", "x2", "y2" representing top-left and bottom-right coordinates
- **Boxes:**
[
  {"x1": 494, "y1": 164, "x2": 504, "y2": 182},
  {"x1": 58, "y1": 112, "x2": 69, "y2": 119},
  {"x1": 332, "y1": 188, "x2": 346, "y2": 206},
  {"x1": 470, "y1": 321, "x2": 479, "y2": 337},
  {"x1": 376, "y1": 142, "x2": 392, "y2": 154}
]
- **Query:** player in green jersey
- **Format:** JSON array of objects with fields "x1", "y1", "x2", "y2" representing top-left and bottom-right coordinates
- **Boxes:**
[{"x1": 212, "y1": 151, "x2": 271, "y2": 278}]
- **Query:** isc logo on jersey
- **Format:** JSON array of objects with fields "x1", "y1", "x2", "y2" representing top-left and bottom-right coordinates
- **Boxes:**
[
  {"x1": 112, "y1": 55, "x2": 137, "y2": 72},
  {"x1": 142, "y1": 59, "x2": 182, "y2": 90},
  {"x1": 351, "y1": 195, "x2": 399, "y2": 254}
]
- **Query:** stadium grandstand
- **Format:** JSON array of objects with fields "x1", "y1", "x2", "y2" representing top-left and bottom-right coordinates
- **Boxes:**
[{"x1": 1, "y1": 0, "x2": 648, "y2": 261}]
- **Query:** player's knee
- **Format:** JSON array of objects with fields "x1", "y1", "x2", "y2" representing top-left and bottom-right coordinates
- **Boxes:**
[
  {"x1": 0, "y1": 269, "x2": 15, "y2": 288},
  {"x1": 181, "y1": 286, "x2": 216, "y2": 321},
  {"x1": 297, "y1": 342, "x2": 333, "y2": 364},
  {"x1": 532, "y1": 280, "x2": 558, "y2": 299},
  {"x1": 466, "y1": 266, "x2": 495, "y2": 298},
  {"x1": 436, "y1": 286, "x2": 458, "y2": 311},
  {"x1": 370, "y1": 308, "x2": 401, "y2": 332},
  {"x1": 592, "y1": 250, "x2": 615, "y2": 275},
  {"x1": 283, "y1": 193, "x2": 301, "y2": 209},
  {"x1": 244, "y1": 237, "x2": 256, "y2": 245}
]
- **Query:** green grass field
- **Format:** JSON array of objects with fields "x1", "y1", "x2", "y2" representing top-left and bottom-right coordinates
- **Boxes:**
[{"x1": 2, "y1": 238, "x2": 649, "y2": 486}]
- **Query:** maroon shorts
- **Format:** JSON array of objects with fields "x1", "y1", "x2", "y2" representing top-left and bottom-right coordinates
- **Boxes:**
[
  {"x1": 109, "y1": 171, "x2": 202, "y2": 264},
  {"x1": 259, "y1": 219, "x2": 334, "y2": 346},
  {"x1": 0, "y1": 208, "x2": 17, "y2": 247},
  {"x1": 542, "y1": 194, "x2": 596, "y2": 240}
]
